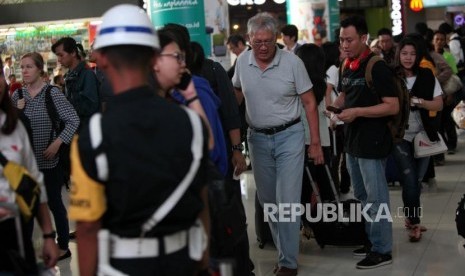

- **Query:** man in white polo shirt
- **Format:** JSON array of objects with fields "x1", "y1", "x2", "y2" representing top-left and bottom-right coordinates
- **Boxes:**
[{"x1": 232, "y1": 12, "x2": 323, "y2": 276}]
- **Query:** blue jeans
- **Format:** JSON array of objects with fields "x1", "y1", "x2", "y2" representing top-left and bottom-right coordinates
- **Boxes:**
[
  {"x1": 346, "y1": 154, "x2": 392, "y2": 254},
  {"x1": 392, "y1": 140, "x2": 429, "y2": 225},
  {"x1": 248, "y1": 123, "x2": 304, "y2": 269}
]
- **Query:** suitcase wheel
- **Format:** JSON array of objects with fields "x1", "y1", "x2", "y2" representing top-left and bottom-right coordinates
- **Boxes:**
[{"x1": 258, "y1": 242, "x2": 265, "y2": 249}]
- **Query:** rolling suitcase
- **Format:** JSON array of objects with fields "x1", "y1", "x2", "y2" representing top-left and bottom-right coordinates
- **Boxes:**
[
  {"x1": 255, "y1": 191, "x2": 274, "y2": 249},
  {"x1": 305, "y1": 164, "x2": 367, "y2": 248}
]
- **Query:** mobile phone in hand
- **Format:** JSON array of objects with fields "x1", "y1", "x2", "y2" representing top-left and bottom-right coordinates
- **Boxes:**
[
  {"x1": 326, "y1": 106, "x2": 343, "y2": 114},
  {"x1": 176, "y1": 72, "x2": 192, "y2": 90}
]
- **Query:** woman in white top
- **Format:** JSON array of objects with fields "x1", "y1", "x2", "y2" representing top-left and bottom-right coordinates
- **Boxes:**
[
  {"x1": 0, "y1": 58, "x2": 58, "y2": 274},
  {"x1": 392, "y1": 38, "x2": 443, "y2": 242},
  {"x1": 322, "y1": 42, "x2": 352, "y2": 196}
]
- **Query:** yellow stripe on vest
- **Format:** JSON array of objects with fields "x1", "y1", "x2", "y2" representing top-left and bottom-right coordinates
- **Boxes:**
[{"x1": 69, "y1": 136, "x2": 106, "y2": 221}]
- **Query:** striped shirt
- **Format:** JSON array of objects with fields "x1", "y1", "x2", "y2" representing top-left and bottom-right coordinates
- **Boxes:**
[{"x1": 11, "y1": 84, "x2": 80, "y2": 169}]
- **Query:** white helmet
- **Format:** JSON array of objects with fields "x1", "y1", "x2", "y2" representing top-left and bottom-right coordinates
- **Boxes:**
[{"x1": 93, "y1": 4, "x2": 159, "y2": 50}]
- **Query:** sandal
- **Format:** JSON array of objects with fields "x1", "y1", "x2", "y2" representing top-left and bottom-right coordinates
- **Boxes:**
[
  {"x1": 409, "y1": 225, "x2": 422, "y2": 242},
  {"x1": 404, "y1": 218, "x2": 427, "y2": 232}
]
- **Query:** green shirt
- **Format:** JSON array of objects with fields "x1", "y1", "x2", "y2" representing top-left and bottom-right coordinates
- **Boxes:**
[{"x1": 443, "y1": 51, "x2": 458, "y2": 74}]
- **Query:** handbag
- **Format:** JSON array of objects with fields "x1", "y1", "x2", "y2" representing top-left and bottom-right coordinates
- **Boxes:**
[
  {"x1": 442, "y1": 74, "x2": 463, "y2": 95},
  {"x1": 0, "y1": 151, "x2": 41, "y2": 222},
  {"x1": 452, "y1": 101, "x2": 465, "y2": 129},
  {"x1": 413, "y1": 130, "x2": 448, "y2": 158}
]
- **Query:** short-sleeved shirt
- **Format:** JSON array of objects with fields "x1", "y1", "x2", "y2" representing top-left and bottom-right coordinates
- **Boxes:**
[
  {"x1": 340, "y1": 54, "x2": 397, "y2": 158},
  {"x1": 69, "y1": 86, "x2": 209, "y2": 237},
  {"x1": 232, "y1": 47, "x2": 313, "y2": 128}
]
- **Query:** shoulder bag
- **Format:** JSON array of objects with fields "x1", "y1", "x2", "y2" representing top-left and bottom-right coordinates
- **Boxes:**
[{"x1": 413, "y1": 130, "x2": 448, "y2": 158}]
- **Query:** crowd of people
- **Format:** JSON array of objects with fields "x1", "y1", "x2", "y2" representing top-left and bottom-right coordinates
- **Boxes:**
[{"x1": 1, "y1": 4, "x2": 464, "y2": 276}]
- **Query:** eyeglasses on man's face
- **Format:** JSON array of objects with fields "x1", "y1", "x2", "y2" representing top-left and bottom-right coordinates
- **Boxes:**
[
  {"x1": 160, "y1": 52, "x2": 186, "y2": 64},
  {"x1": 251, "y1": 40, "x2": 275, "y2": 48}
]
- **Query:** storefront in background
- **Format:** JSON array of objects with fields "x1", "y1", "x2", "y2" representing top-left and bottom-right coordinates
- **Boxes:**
[
  {"x1": 406, "y1": 0, "x2": 465, "y2": 31},
  {"x1": 228, "y1": 0, "x2": 287, "y2": 38},
  {"x1": 0, "y1": 18, "x2": 99, "y2": 79},
  {"x1": 287, "y1": 0, "x2": 340, "y2": 45}
]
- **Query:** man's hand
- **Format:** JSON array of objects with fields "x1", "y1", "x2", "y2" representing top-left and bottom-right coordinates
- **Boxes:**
[
  {"x1": 42, "y1": 239, "x2": 59, "y2": 268},
  {"x1": 337, "y1": 108, "x2": 358, "y2": 123},
  {"x1": 308, "y1": 143, "x2": 324, "y2": 165},
  {"x1": 231, "y1": 150, "x2": 247, "y2": 176}
]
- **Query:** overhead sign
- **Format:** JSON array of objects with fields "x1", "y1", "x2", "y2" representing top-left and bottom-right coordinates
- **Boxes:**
[
  {"x1": 422, "y1": 0, "x2": 465, "y2": 7},
  {"x1": 391, "y1": 0, "x2": 403, "y2": 36},
  {"x1": 410, "y1": 0, "x2": 424, "y2": 12},
  {"x1": 227, "y1": 0, "x2": 285, "y2": 5},
  {"x1": 148, "y1": 0, "x2": 209, "y2": 54}
]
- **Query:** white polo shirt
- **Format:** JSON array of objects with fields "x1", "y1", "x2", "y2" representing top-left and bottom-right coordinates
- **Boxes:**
[{"x1": 232, "y1": 47, "x2": 312, "y2": 128}]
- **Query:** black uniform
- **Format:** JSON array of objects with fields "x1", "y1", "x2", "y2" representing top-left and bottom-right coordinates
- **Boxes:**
[{"x1": 69, "y1": 86, "x2": 209, "y2": 275}]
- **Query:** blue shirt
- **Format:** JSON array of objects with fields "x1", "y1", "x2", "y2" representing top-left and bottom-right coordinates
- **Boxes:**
[{"x1": 173, "y1": 76, "x2": 228, "y2": 176}]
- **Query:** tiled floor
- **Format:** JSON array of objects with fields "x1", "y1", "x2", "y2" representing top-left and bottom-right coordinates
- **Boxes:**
[{"x1": 34, "y1": 131, "x2": 465, "y2": 275}]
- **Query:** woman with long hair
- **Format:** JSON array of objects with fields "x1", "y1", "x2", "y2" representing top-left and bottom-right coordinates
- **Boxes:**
[
  {"x1": 0, "y1": 57, "x2": 58, "y2": 274},
  {"x1": 392, "y1": 38, "x2": 443, "y2": 242},
  {"x1": 11, "y1": 52, "x2": 79, "y2": 260}
]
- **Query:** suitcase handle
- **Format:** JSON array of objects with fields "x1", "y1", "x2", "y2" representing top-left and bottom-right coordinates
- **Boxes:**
[{"x1": 305, "y1": 162, "x2": 341, "y2": 203}]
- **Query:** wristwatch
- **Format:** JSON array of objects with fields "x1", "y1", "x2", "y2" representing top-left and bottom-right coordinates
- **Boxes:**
[
  {"x1": 43, "y1": 231, "x2": 56, "y2": 239},
  {"x1": 231, "y1": 143, "x2": 244, "y2": 152}
]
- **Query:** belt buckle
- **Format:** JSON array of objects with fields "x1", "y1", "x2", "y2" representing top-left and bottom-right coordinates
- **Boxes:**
[{"x1": 267, "y1": 127, "x2": 278, "y2": 135}]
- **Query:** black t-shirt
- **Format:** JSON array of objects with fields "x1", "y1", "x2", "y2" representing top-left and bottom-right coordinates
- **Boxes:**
[
  {"x1": 340, "y1": 54, "x2": 397, "y2": 158},
  {"x1": 77, "y1": 86, "x2": 209, "y2": 237}
]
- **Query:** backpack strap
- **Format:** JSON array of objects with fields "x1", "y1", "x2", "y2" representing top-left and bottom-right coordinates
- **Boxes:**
[
  {"x1": 44, "y1": 85, "x2": 61, "y2": 144},
  {"x1": 17, "y1": 88, "x2": 23, "y2": 99},
  {"x1": 365, "y1": 55, "x2": 385, "y2": 89},
  {"x1": 0, "y1": 150, "x2": 8, "y2": 167}
]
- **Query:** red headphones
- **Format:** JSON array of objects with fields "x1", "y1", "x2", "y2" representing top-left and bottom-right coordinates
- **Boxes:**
[{"x1": 344, "y1": 48, "x2": 371, "y2": 71}]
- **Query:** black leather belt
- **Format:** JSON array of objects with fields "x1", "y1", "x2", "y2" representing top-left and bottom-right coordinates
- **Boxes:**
[{"x1": 251, "y1": 118, "x2": 301, "y2": 135}]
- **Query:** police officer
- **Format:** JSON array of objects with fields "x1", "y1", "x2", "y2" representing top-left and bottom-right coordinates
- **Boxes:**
[{"x1": 69, "y1": 5, "x2": 210, "y2": 276}]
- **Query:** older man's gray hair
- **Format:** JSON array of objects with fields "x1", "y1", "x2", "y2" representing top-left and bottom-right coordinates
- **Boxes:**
[{"x1": 247, "y1": 12, "x2": 278, "y2": 38}]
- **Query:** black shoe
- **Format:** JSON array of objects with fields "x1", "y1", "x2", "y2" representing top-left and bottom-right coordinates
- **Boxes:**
[
  {"x1": 58, "y1": 249, "x2": 72, "y2": 261},
  {"x1": 356, "y1": 252, "x2": 392, "y2": 269},
  {"x1": 69, "y1": 231, "x2": 77, "y2": 239},
  {"x1": 353, "y1": 246, "x2": 370, "y2": 257}
]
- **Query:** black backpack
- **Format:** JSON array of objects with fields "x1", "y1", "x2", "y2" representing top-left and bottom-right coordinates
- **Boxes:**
[{"x1": 456, "y1": 194, "x2": 465, "y2": 239}]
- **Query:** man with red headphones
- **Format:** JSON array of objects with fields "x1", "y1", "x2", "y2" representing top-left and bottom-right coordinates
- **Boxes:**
[{"x1": 331, "y1": 16, "x2": 399, "y2": 270}]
